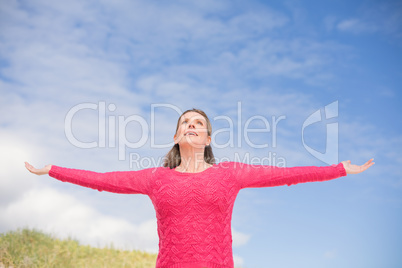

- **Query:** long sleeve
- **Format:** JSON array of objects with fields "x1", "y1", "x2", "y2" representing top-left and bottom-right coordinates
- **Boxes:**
[
  {"x1": 49, "y1": 165, "x2": 154, "y2": 195},
  {"x1": 229, "y1": 162, "x2": 347, "y2": 189}
]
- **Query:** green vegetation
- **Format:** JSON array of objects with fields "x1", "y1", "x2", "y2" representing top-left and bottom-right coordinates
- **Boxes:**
[{"x1": 0, "y1": 229, "x2": 157, "y2": 268}]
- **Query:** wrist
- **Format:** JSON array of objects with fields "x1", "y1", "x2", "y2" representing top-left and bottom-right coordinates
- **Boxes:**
[{"x1": 45, "y1": 165, "x2": 52, "y2": 174}]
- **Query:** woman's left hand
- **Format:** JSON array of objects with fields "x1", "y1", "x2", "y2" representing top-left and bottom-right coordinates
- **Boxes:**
[{"x1": 341, "y1": 159, "x2": 375, "y2": 174}]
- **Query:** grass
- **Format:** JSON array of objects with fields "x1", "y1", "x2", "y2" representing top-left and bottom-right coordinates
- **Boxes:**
[{"x1": 0, "y1": 229, "x2": 157, "y2": 268}]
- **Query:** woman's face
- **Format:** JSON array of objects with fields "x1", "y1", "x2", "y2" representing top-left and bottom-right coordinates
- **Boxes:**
[{"x1": 174, "y1": 111, "x2": 211, "y2": 149}]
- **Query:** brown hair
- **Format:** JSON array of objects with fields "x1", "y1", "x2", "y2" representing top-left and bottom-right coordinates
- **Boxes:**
[{"x1": 163, "y1": 108, "x2": 215, "y2": 169}]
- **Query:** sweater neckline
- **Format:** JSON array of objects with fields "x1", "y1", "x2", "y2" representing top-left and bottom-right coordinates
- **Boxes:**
[{"x1": 171, "y1": 163, "x2": 218, "y2": 175}]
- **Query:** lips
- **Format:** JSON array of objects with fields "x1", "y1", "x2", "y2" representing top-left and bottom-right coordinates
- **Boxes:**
[{"x1": 184, "y1": 131, "x2": 198, "y2": 136}]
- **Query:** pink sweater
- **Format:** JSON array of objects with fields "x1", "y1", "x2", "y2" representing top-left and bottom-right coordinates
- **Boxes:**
[{"x1": 49, "y1": 162, "x2": 346, "y2": 268}]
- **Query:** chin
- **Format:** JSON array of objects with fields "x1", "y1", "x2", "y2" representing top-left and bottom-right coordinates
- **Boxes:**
[{"x1": 179, "y1": 141, "x2": 206, "y2": 149}]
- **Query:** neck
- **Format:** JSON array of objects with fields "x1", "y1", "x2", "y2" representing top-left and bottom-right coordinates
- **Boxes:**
[{"x1": 176, "y1": 146, "x2": 210, "y2": 173}]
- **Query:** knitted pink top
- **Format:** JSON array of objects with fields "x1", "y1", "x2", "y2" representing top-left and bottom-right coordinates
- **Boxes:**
[{"x1": 49, "y1": 162, "x2": 346, "y2": 268}]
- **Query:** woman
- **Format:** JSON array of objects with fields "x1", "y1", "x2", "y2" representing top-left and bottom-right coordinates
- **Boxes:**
[{"x1": 25, "y1": 108, "x2": 374, "y2": 268}]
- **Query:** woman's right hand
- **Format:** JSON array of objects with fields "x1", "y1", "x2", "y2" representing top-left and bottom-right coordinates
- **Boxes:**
[{"x1": 25, "y1": 162, "x2": 52, "y2": 175}]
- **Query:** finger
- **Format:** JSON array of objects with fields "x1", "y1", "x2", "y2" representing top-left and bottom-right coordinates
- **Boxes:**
[
  {"x1": 25, "y1": 163, "x2": 37, "y2": 173},
  {"x1": 360, "y1": 166, "x2": 368, "y2": 172},
  {"x1": 363, "y1": 161, "x2": 374, "y2": 169},
  {"x1": 27, "y1": 166, "x2": 35, "y2": 173},
  {"x1": 361, "y1": 161, "x2": 374, "y2": 172},
  {"x1": 25, "y1": 162, "x2": 33, "y2": 171},
  {"x1": 364, "y1": 159, "x2": 373, "y2": 165}
]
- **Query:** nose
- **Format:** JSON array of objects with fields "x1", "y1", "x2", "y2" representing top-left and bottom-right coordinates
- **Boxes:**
[{"x1": 188, "y1": 121, "x2": 195, "y2": 129}]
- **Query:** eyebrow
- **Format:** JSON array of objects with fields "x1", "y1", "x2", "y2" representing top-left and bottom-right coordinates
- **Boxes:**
[{"x1": 181, "y1": 116, "x2": 206, "y2": 122}]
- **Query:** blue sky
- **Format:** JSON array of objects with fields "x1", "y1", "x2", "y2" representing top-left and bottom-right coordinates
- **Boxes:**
[{"x1": 1, "y1": 0, "x2": 401, "y2": 267}]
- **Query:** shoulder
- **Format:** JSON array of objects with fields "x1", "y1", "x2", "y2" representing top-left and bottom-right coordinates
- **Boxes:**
[{"x1": 147, "y1": 166, "x2": 171, "y2": 175}]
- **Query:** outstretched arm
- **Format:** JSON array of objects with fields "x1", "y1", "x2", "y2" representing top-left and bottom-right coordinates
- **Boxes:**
[
  {"x1": 24, "y1": 162, "x2": 152, "y2": 195},
  {"x1": 341, "y1": 158, "x2": 374, "y2": 174},
  {"x1": 236, "y1": 158, "x2": 374, "y2": 189}
]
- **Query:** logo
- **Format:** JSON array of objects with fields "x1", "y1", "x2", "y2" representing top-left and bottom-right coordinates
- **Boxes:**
[{"x1": 302, "y1": 101, "x2": 339, "y2": 164}]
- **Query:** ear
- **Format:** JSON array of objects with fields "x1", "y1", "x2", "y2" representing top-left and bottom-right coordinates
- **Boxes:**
[
  {"x1": 206, "y1": 136, "x2": 211, "y2": 146},
  {"x1": 173, "y1": 134, "x2": 178, "y2": 144}
]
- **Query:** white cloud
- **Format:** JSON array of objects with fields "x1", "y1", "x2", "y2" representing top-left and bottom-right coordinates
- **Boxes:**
[
  {"x1": 336, "y1": 2, "x2": 402, "y2": 39},
  {"x1": 232, "y1": 228, "x2": 250, "y2": 247},
  {"x1": 0, "y1": 187, "x2": 159, "y2": 252},
  {"x1": 0, "y1": 133, "x2": 37, "y2": 203},
  {"x1": 0, "y1": 0, "x2": 351, "y2": 109},
  {"x1": 233, "y1": 254, "x2": 245, "y2": 267}
]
